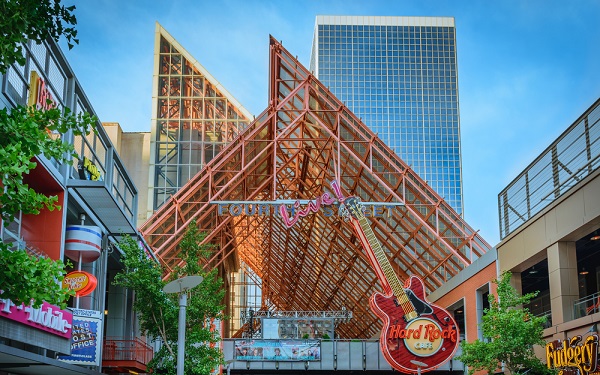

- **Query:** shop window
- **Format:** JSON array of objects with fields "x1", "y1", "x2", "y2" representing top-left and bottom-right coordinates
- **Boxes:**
[
  {"x1": 448, "y1": 299, "x2": 465, "y2": 340},
  {"x1": 476, "y1": 284, "x2": 490, "y2": 341},
  {"x1": 522, "y1": 259, "x2": 551, "y2": 327},
  {"x1": 573, "y1": 229, "x2": 600, "y2": 318}
]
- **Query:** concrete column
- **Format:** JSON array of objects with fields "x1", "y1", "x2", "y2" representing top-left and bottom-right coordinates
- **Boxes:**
[
  {"x1": 547, "y1": 241, "x2": 578, "y2": 325},
  {"x1": 509, "y1": 272, "x2": 523, "y2": 297},
  {"x1": 106, "y1": 272, "x2": 128, "y2": 337}
]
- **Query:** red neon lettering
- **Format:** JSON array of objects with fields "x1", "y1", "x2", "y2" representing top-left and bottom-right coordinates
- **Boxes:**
[
  {"x1": 389, "y1": 324, "x2": 402, "y2": 338},
  {"x1": 36, "y1": 78, "x2": 55, "y2": 110},
  {"x1": 279, "y1": 192, "x2": 337, "y2": 228}
]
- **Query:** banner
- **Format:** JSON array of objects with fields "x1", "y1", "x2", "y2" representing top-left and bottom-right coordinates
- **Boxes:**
[
  {"x1": 234, "y1": 339, "x2": 320, "y2": 361},
  {"x1": 0, "y1": 299, "x2": 72, "y2": 339},
  {"x1": 58, "y1": 309, "x2": 103, "y2": 366}
]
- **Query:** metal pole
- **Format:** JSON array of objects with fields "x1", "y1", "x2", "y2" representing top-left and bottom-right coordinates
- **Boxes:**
[{"x1": 177, "y1": 292, "x2": 187, "y2": 375}]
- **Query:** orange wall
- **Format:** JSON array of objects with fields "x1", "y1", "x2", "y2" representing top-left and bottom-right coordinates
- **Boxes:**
[
  {"x1": 21, "y1": 158, "x2": 65, "y2": 260},
  {"x1": 435, "y1": 262, "x2": 498, "y2": 342},
  {"x1": 21, "y1": 193, "x2": 64, "y2": 260}
]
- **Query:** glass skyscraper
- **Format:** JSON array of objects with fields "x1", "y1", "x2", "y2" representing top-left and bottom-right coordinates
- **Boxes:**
[{"x1": 310, "y1": 16, "x2": 464, "y2": 215}]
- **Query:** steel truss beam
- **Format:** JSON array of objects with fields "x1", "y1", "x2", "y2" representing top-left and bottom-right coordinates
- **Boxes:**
[{"x1": 140, "y1": 36, "x2": 492, "y2": 339}]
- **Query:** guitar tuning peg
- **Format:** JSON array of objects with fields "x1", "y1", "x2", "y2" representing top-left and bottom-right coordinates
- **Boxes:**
[{"x1": 339, "y1": 204, "x2": 349, "y2": 217}]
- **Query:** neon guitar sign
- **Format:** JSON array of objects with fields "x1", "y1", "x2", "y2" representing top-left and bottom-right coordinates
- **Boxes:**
[{"x1": 330, "y1": 181, "x2": 459, "y2": 373}]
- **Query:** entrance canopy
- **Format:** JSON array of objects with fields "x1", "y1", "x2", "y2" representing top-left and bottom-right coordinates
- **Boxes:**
[{"x1": 140, "y1": 37, "x2": 491, "y2": 338}]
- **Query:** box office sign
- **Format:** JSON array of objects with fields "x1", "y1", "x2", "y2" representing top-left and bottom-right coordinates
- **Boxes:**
[
  {"x1": 58, "y1": 309, "x2": 103, "y2": 366},
  {"x1": 546, "y1": 333, "x2": 599, "y2": 375}
]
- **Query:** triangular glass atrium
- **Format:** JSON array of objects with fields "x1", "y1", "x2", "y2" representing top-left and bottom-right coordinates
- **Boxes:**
[{"x1": 149, "y1": 23, "x2": 253, "y2": 210}]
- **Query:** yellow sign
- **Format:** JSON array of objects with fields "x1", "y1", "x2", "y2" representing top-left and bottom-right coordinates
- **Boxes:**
[
  {"x1": 28, "y1": 71, "x2": 55, "y2": 110},
  {"x1": 546, "y1": 334, "x2": 599, "y2": 375},
  {"x1": 77, "y1": 157, "x2": 102, "y2": 181}
]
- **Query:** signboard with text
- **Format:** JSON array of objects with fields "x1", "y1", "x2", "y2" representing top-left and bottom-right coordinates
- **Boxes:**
[
  {"x1": 234, "y1": 339, "x2": 320, "y2": 361},
  {"x1": 58, "y1": 309, "x2": 103, "y2": 366},
  {"x1": 546, "y1": 333, "x2": 599, "y2": 375},
  {"x1": 0, "y1": 298, "x2": 72, "y2": 339}
]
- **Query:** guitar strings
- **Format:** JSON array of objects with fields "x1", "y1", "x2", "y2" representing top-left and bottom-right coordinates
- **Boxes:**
[{"x1": 355, "y1": 211, "x2": 416, "y2": 316}]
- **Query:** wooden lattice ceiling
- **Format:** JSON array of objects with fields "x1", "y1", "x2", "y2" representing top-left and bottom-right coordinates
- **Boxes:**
[{"x1": 139, "y1": 36, "x2": 492, "y2": 339}]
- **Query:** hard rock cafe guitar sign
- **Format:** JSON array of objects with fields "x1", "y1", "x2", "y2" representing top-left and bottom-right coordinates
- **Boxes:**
[{"x1": 332, "y1": 181, "x2": 460, "y2": 373}]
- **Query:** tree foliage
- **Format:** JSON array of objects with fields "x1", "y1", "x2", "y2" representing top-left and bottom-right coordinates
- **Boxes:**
[
  {"x1": 457, "y1": 271, "x2": 553, "y2": 375},
  {"x1": 0, "y1": 0, "x2": 79, "y2": 73},
  {"x1": 114, "y1": 221, "x2": 226, "y2": 375},
  {"x1": 0, "y1": 104, "x2": 96, "y2": 308},
  {"x1": 0, "y1": 105, "x2": 95, "y2": 224}
]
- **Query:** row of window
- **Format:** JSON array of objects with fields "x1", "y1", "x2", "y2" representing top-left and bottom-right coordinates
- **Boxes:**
[
  {"x1": 323, "y1": 77, "x2": 457, "y2": 85},
  {"x1": 351, "y1": 104, "x2": 459, "y2": 113},
  {"x1": 318, "y1": 55, "x2": 457, "y2": 63},
  {"x1": 317, "y1": 24, "x2": 455, "y2": 34},
  {"x1": 338, "y1": 102, "x2": 459, "y2": 111},
  {"x1": 318, "y1": 52, "x2": 457, "y2": 60},
  {"x1": 318, "y1": 40, "x2": 455, "y2": 50},
  {"x1": 320, "y1": 66, "x2": 457, "y2": 74},
  {"x1": 340, "y1": 96, "x2": 459, "y2": 104},
  {"x1": 323, "y1": 83, "x2": 458, "y2": 91},
  {"x1": 320, "y1": 67, "x2": 456, "y2": 74}
]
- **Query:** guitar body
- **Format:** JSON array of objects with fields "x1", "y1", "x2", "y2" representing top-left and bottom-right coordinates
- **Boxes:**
[
  {"x1": 370, "y1": 276, "x2": 459, "y2": 374},
  {"x1": 334, "y1": 191, "x2": 460, "y2": 373}
]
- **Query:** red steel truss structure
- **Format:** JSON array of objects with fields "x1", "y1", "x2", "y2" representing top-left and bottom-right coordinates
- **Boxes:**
[{"x1": 140, "y1": 37, "x2": 492, "y2": 339}]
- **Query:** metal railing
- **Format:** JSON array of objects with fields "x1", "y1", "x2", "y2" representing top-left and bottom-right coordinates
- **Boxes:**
[
  {"x1": 102, "y1": 337, "x2": 153, "y2": 364},
  {"x1": 574, "y1": 292, "x2": 600, "y2": 319},
  {"x1": 535, "y1": 311, "x2": 553, "y2": 329},
  {"x1": 499, "y1": 98, "x2": 600, "y2": 239},
  {"x1": 1, "y1": 37, "x2": 139, "y2": 230},
  {"x1": 223, "y1": 339, "x2": 464, "y2": 372}
]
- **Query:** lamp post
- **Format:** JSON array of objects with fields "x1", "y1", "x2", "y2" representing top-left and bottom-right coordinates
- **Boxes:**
[{"x1": 163, "y1": 275, "x2": 204, "y2": 375}]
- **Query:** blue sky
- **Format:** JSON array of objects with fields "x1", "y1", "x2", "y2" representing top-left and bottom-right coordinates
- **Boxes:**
[{"x1": 62, "y1": 0, "x2": 600, "y2": 246}]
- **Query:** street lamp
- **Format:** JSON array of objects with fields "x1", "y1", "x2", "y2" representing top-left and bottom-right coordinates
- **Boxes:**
[{"x1": 163, "y1": 275, "x2": 204, "y2": 375}]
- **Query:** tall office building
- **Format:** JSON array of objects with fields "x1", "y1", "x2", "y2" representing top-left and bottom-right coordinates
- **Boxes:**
[
  {"x1": 310, "y1": 16, "x2": 464, "y2": 214},
  {"x1": 149, "y1": 23, "x2": 253, "y2": 211}
]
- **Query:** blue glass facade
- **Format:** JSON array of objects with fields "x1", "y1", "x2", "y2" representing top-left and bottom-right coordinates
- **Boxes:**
[{"x1": 310, "y1": 16, "x2": 463, "y2": 215}]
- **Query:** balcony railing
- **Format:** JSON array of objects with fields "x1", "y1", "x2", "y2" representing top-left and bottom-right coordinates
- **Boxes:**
[
  {"x1": 102, "y1": 337, "x2": 153, "y2": 374},
  {"x1": 222, "y1": 339, "x2": 465, "y2": 372},
  {"x1": 498, "y1": 98, "x2": 600, "y2": 239},
  {"x1": 574, "y1": 292, "x2": 600, "y2": 319},
  {"x1": 535, "y1": 311, "x2": 553, "y2": 329}
]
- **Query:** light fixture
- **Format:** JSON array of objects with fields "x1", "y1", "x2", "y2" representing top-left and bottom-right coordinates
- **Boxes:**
[
  {"x1": 591, "y1": 234, "x2": 600, "y2": 241},
  {"x1": 529, "y1": 266, "x2": 538, "y2": 274},
  {"x1": 580, "y1": 267, "x2": 589, "y2": 275},
  {"x1": 163, "y1": 275, "x2": 204, "y2": 375}
]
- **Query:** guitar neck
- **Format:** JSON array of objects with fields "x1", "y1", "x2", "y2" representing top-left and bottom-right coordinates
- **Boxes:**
[{"x1": 353, "y1": 214, "x2": 417, "y2": 318}]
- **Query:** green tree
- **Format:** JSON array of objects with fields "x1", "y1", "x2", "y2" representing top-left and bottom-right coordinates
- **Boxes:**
[
  {"x1": 0, "y1": 0, "x2": 79, "y2": 73},
  {"x1": 0, "y1": 104, "x2": 96, "y2": 308},
  {"x1": 114, "y1": 221, "x2": 226, "y2": 375},
  {"x1": 457, "y1": 271, "x2": 553, "y2": 375}
]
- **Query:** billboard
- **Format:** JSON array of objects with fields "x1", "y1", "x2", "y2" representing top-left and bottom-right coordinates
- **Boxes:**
[
  {"x1": 58, "y1": 309, "x2": 103, "y2": 366},
  {"x1": 234, "y1": 339, "x2": 320, "y2": 361}
]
